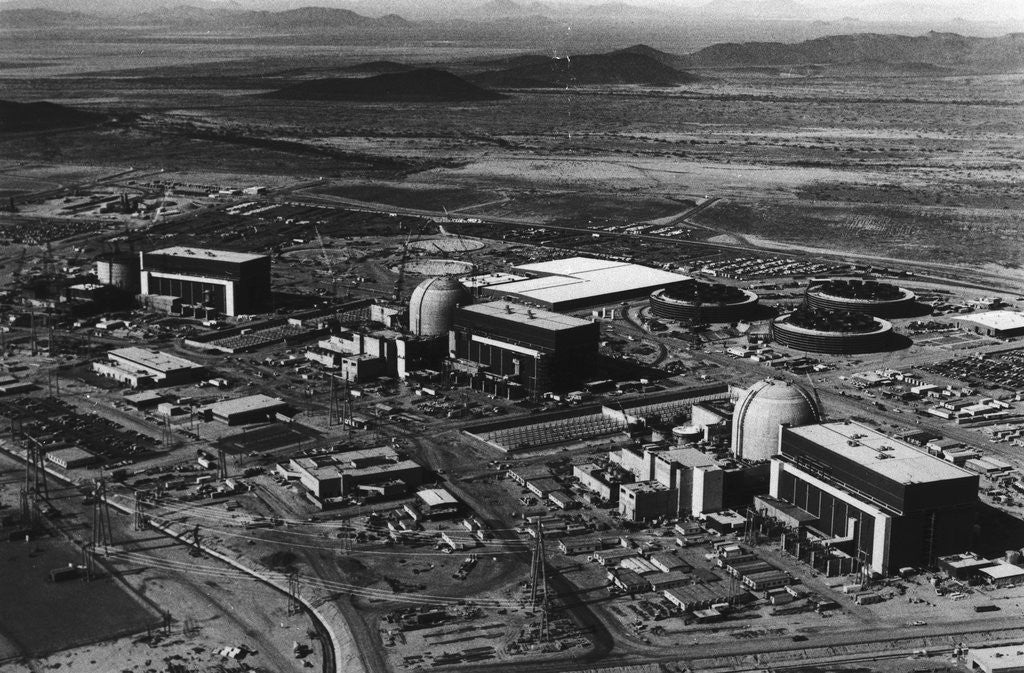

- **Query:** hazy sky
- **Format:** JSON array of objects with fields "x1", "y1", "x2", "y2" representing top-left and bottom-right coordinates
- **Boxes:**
[{"x1": 24, "y1": 0, "x2": 1024, "y2": 22}]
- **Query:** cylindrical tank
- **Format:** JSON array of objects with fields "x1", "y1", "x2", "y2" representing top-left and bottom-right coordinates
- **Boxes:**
[
  {"x1": 672, "y1": 425, "x2": 702, "y2": 446},
  {"x1": 1007, "y1": 550, "x2": 1022, "y2": 565}
]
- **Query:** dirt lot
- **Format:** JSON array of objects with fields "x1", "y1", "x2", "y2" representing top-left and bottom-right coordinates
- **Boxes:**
[{"x1": 0, "y1": 535, "x2": 158, "y2": 659}]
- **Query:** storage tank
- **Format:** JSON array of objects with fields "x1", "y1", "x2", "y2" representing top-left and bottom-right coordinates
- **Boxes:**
[
  {"x1": 672, "y1": 425, "x2": 702, "y2": 446},
  {"x1": 1006, "y1": 550, "x2": 1022, "y2": 565},
  {"x1": 408, "y1": 276, "x2": 471, "y2": 337},
  {"x1": 95, "y1": 254, "x2": 139, "y2": 292},
  {"x1": 731, "y1": 378, "x2": 820, "y2": 461}
]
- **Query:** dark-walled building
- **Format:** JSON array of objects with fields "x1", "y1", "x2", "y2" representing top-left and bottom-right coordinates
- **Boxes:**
[
  {"x1": 449, "y1": 301, "x2": 599, "y2": 396},
  {"x1": 769, "y1": 421, "x2": 978, "y2": 575},
  {"x1": 139, "y1": 247, "x2": 271, "y2": 317}
]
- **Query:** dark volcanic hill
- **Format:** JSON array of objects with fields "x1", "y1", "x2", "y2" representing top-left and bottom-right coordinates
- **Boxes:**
[
  {"x1": 336, "y1": 61, "x2": 416, "y2": 75},
  {"x1": 611, "y1": 44, "x2": 693, "y2": 71},
  {"x1": 0, "y1": 99, "x2": 104, "y2": 132},
  {"x1": 471, "y1": 51, "x2": 700, "y2": 88},
  {"x1": 683, "y1": 31, "x2": 1024, "y2": 72},
  {"x1": 262, "y1": 69, "x2": 505, "y2": 102}
]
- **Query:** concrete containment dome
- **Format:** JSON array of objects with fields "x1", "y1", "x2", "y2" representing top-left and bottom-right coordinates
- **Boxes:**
[
  {"x1": 409, "y1": 276, "x2": 472, "y2": 337},
  {"x1": 731, "y1": 378, "x2": 820, "y2": 462}
]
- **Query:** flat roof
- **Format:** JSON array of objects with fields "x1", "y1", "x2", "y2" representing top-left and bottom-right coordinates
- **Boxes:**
[
  {"x1": 754, "y1": 494, "x2": 819, "y2": 524},
  {"x1": 622, "y1": 480, "x2": 670, "y2": 494},
  {"x1": 785, "y1": 421, "x2": 975, "y2": 485},
  {"x1": 971, "y1": 645, "x2": 1024, "y2": 669},
  {"x1": 960, "y1": 310, "x2": 1024, "y2": 331},
  {"x1": 417, "y1": 488, "x2": 458, "y2": 508},
  {"x1": 657, "y1": 447, "x2": 717, "y2": 469},
  {"x1": 980, "y1": 563, "x2": 1024, "y2": 579},
  {"x1": 125, "y1": 391, "x2": 164, "y2": 403},
  {"x1": 48, "y1": 446, "x2": 95, "y2": 461},
  {"x1": 109, "y1": 347, "x2": 203, "y2": 373},
  {"x1": 206, "y1": 394, "x2": 286, "y2": 416},
  {"x1": 149, "y1": 246, "x2": 266, "y2": 263},
  {"x1": 459, "y1": 301, "x2": 593, "y2": 331},
  {"x1": 938, "y1": 553, "x2": 992, "y2": 569},
  {"x1": 650, "y1": 552, "x2": 689, "y2": 569},
  {"x1": 459, "y1": 273, "x2": 529, "y2": 289},
  {"x1": 292, "y1": 446, "x2": 415, "y2": 480},
  {"x1": 664, "y1": 583, "x2": 741, "y2": 603},
  {"x1": 490, "y1": 257, "x2": 690, "y2": 307}
]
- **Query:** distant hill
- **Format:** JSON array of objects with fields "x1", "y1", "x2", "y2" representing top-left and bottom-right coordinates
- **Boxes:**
[
  {"x1": 238, "y1": 7, "x2": 412, "y2": 30},
  {"x1": 0, "y1": 3, "x2": 412, "y2": 32},
  {"x1": 611, "y1": 44, "x2": 693, "y2": 71},
  {"x1": 0, "y1": 99, "x2": 104, "y2": 132},
  {"x1": 262, "y1": 69, "x2": 506, "y2": 102},
  {"x1": 471, "y1": 51, "x2": 700, "y2": 88},
  {"x1": 0, "y1": 8, "x2": 100, "y2": 27},
  {"x1": 473, "y1": 0, "x2": 551, "y2": 17},
  {"x1": 682, "y1": 31, "x2": 1024, "y2": 72},
  {"x1": 336, "y1": 61, "x2": 416, "y2": 75}
]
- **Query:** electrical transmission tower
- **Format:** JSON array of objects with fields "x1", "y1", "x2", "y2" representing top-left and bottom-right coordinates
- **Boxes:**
[
  {"x1": 23, "y1": 437, "x2": 49, "y2": 523},
  {"x1": 189, "y1": 524, "x2": 202, "y2": 557},
  {"x1": 329, "y1": 375, "x2": 353, "y2": 429},
  {"x1": 133, "y1": 491, "x2": 146, "y2": 531},
  {"x1": 162, "y1": 417, "x2": 175, "y2": 448},
  {"x1": 329, "y1": 375, "x2": 340, "y2": 426},
  {"x1": 19, "y1": 487, "x2": 29, "y2": 524},
  {"x1": 287, "y1": 571, "x2": 302, "y2": 615},
  {"x1": 46, "y1": 368, "x2": 60, "y2": 397},
  {"x1": 91, "y1": 478, "x2": 114, "y2": 555},
  {"x1": 82, "y1": 540, "x2": 93, "y2": 581},
  {"x1": 529, "y1": 519, "x2": 551, "y2": 642}
]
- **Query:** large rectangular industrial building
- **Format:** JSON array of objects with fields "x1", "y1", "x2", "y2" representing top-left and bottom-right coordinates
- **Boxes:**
[
  {"x1": 140, "y1": 246, "x2": 271, "y2": 317},
  {"x1": 288, "y1": 447, "x2": 424, "y2": 502},
  {"x1": 955, "y1": 310, "x2": 1024, "y2": 339},
  {"x1": 769, "y1": 421, "x2": 978, "y2": 574},
  {"x1": 450, "y1": 301, "x2": 599, "y2": 395},
  {"x1": 92, "y1": 347, "x2": 205, "y2": 388},
  {"x1": 477, "y1": 257, "x2": 692, "y2": 311}
]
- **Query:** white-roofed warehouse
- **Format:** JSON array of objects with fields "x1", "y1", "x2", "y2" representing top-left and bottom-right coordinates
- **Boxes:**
[{"x1": 480, "y1": 257, "x2": 692, "y2": 311}]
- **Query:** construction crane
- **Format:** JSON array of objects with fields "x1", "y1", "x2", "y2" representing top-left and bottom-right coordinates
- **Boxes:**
[
  {"x1": 392, "y1": 223, "x2": 424, "y2": 303},
  {"x1": 314, "y1": 226, "x2": 339, "y2": 298}
]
